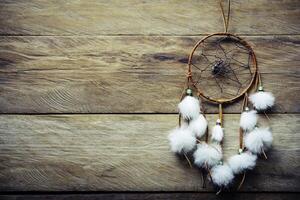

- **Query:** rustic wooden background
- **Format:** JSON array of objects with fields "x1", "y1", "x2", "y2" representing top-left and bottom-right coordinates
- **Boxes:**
[{"x1": 0, "y1": 0, "x2": 299, "y2": 199}]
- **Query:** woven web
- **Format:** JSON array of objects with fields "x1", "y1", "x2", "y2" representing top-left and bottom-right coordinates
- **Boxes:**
[{"x1": 190, "y1": 35, "x2": 256, "y2": 100}]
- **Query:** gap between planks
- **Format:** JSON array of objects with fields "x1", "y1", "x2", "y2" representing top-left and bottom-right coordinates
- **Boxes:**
[
  {"x1": 1, "y1": 34, "x2": 300, "y2": 37},
  {"x1": 0, "y1": 192, "x2": 298, "y2": 200},
  {"x1": 0, "y1": 112, "x2": 299, "y2": 115}
]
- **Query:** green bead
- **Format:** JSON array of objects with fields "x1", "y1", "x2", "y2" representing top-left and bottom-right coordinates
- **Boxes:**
[
  {"x1": 258, "y1": 85, "x2": 264, "y2": 91},
  {"x1": 186, "y1": 88, "x2": 193, "y2": 95}
]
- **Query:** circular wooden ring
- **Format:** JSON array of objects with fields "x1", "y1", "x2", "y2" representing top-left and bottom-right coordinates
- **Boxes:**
[{"x1": 187, "y1": 32, "x2": 258, "y2": 104}]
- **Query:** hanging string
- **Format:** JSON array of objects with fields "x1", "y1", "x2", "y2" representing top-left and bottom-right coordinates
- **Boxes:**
[
  {"x1": 219, "y1": 0, "x2": 231, "y2": 32},
  {"x1": 239, "y1": 93, "x2": 248, "y2": 149},
  {"x1": 237, "y1": 93, "x2": 248, "y2": 191},
  {"x1": 205, "y1": 122, "x2": 209, "y2": 143},
  {"x1": 257, "y1": 71, "x2": 271, "y2": 122},
  {"x1": 254, "y1": 71, "x2": 259, "y2": 91},
  {"x1": 253, "y1": 69, "x2": 271, "y2": 123},
  {"x1": 178, "y1": 72, "x2": 193, "y2": 127},
  {"x1": 219, "y1": 103, "x2": 223, "y2": 126},
  {"x1": 218, "y1": 103, "x2": 224, "y2": 148},
  {"x1": 238, "y1": 172, "x2": 246, "y2": 190},
  {"x1": 179, "y1": 72, "x2": 192, "y2": 102},
  {"x1": 258, "y1": 71, "x2": 262, "y2": 88},
  {"x1": 183, "y1": 152, "x2": 193, "y2": 168},
  {"x1": 254, "y1": 70, "x2": 261, "y2": 91}
]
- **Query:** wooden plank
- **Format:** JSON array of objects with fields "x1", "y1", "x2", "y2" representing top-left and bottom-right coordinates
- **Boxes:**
[
  {"x1": 0, "y1": 114, "x2": 299, "y2": 192},
  {"x1": 0, "y1": 36, "x2": 299, "y2": 113},
  {"x1": 0, "y1": 193, "x2": 299, "y2": 200},
  {"x1": 0, "y1": 0, "x2": 299, "y2": 35}
]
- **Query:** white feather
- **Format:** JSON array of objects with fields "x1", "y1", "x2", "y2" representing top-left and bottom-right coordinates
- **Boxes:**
[
  {"x1": 211, "y1": 124, "x2": 223, "y2": 142},
  {"x1": 228, "y1": 152, "x2": 257, "y2": 174},
  {"x1": 244, "y1": 127, "x2": 273, "y2": 154},
  {"x1": 188, "y1": 114, "x2": 208, "y2": 138},
  {"x1": 260, "y1": 127, "x2": 273, "y2": 149},
  {"x1": 211, "y1": 164, "x2": 234, "y2": 187},
  {"x1": 178, "y1": 96, "x2": 200, "y2": 120},
  {"x1": 244, "y1": 128, "x2": 264, "y2": 154},
  {"x1": 193, "y1": 143, "x2": 222, "y2": 168},
  {"x1": 249, "y1": 91, "x2": 275, "y2": 110},
  {"x1": 240, "y1": 110, "x2": 257, "y2": 131},
  {"x1": 168, "y1": 127, "x2": 196, "y2": 154}
]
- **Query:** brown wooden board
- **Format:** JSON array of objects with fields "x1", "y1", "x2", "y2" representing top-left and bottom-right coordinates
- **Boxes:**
[
  {"x1": 0, "y1": 36, "x2": 299, "y2": 113},
  {"x1": 0, "y1": 0, "x2": 299, "y2": 198},
  {"x1": 0, "y1": 114, "x2": 299, "y2": 192},
  {"x1": 0, "y1": 0, "x2": 299, "y2": 35}
]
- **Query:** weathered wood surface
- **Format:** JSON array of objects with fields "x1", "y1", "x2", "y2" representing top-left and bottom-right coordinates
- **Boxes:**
[
  {"x1": 0, "y1": 0, "x2": 299, "y2": 35},
  {"x1": 0, "y1": 114, "x2": 299, "y2": 192},
  {"x1": 0, "y1": 193, "x2": 299, "y2": 200},
  {"x1": 0, "y1": 0, "x2": 299, "y2": 198},
  {"x1": 0, "y1": 36, "x2": 299, "y2": 113}
]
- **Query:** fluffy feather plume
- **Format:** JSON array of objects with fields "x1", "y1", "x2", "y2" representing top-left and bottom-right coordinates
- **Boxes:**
[
  {"x1": 249, "y1": 91, "x2": 275, "y2": 110},
  {"x1": 244, "y1": 127, "x2": 273, "y2": 154},
  {"x1": 211, "y1": 164, "x2": 234, "y2": 187},
  {"x1": 188, "y1": 114, "x2": 208, "y2": 138},
  {"x1": 178, "y1": 96, "x2": 200, "y2": 120},
  {"x1": 260, "y1": 127, "x2": 273, "y2": 149},
  {"x1": 211, "y1": 124, "x2": 223, "y2": 142},
  {"x1": 168, "y1": 127, "x2": 196, "y2": 154},
  {"x1": 228, "y1": 152, "x2": 257, "y2": 174},
  {"x1": 244, "y1": 128, "x2": 263, "y2": 154},
  {"x1": 240, "y1": 110, "x2": 257, "y2": 131},
  {"x1": 193, "y1": 143, "x2": 222, "y2": 168}
]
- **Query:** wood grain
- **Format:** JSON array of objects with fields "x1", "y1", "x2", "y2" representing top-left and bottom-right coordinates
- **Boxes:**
[
  {"x1": 0, "y1": 193, "x2": 299, "y2": 200},
  {"x1": 0, "y1": 0, "x2": 298, "y2": 198},
  {"x1": 0, "y1": 36, "x2": 299, "y2": 113},
  {"x1": 0, "y1": 114, "x2": 299, "y2": 192},
  {"x1": 0, "y1": 0, "x2": 299, "y2": 35}
]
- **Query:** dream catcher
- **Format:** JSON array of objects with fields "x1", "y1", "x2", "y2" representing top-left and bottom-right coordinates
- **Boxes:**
[{"x1": 168, "y1": 0, "x2": 275, "y2": 194}]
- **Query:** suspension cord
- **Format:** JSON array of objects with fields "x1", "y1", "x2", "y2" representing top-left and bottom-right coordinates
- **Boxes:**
[
  {"x1": 219, "y1": 0, "x2": 231, "y2": 32},
  {"x1": 239, "y1": 93, "x2": 248, "y2": 149}
]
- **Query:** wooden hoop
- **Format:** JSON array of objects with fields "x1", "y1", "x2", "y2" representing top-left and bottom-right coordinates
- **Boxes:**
[{"x1": 187, "y1": 32, "x2": 258, "y2": 104}]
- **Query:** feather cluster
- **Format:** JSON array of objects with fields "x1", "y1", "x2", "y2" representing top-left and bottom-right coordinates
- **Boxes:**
[
  {"x1": 240, "y1": 110, "x2": 257, "y2": 131},
  {"x1": 244, "y1": 127, "x2": 273, "y2": 154},
  {"x1": 167, "y1": 83, "x2": 275, "y2": 193},
  {"x1": 178, "y1": 96, "x2": 200, "y2": 120},
  {"x1": 249, "y1": 91, "x2": 275, "y2": 110},
  {"x1": 168, "y1": 127, "x2": 196, "y2": 154},
  {"x1": 169, "y1": 94, "x2": 205, "y2": 155},
  {"x1": 228, "y1": 152, "x2": 257, "y2": 174},
  {"x1": 211, "y1": 124, "x2": 223, "y2": 142},
  {"x1": 193, "y1": 143, "x2": 222, "y2": 168},
  {"x1": 189, "y1": 114, "x2": 208, "y2": 138},
  {"x1": 211, "y1": 164, "x2": 234, "y2": 187}
]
